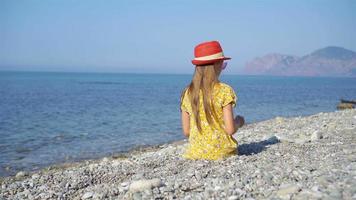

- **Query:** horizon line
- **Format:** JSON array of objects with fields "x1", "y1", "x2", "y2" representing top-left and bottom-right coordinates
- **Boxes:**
[{"x1": 0, "y1": 69, "x2": 355, "y2": 79}]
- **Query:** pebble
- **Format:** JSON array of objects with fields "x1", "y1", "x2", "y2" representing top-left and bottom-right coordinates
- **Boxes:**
[
  {"x1": 121, "y1": 181, "x2": 130, "y2": 187},
  {"x1": 311, "y1": 130, "x2": 323, "y2": 141},
  {"x1": 129, "y1": 178, "x2": 163, "y2": 193},
  {"x1": 31, "y1": 174, "x2": 40, "y2": 179},
  {"x1": 81, "y1": 192, "x2": 93, "y2": 199},
  {"x1": 15, "y1": 171, "x2": 28, "y2": 178},
  {"x1": 228, "y1": 195, "x2": 239, "y2": 200},
  {"x1": 294, "y1": 189, "x2": 323, "y2": 199},
  {"x1": 112, "y1": 160, "x2": 121, "y2": 167},
  {"x1": 214, "y1": 186, "x2": 222, "y2": 191},
  {"x1": 132, "y1": 192, "x2": 142, "y2": 200},
  {"x1": 294, "y1": 138, "x2": 308, "y2": 144},
  {"x1": 276, "y1": 184, "x2": 301, "y2": 199}
]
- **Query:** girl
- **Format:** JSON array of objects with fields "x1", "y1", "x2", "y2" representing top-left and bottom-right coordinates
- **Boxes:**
[{"x1": 180, "y1": 40, "x2": 245, "y2": 160}]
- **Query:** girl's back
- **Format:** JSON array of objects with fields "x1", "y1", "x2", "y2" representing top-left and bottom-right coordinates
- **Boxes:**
[{"x1": 180, "y1": 81, "x2": 238, "y2": 160}]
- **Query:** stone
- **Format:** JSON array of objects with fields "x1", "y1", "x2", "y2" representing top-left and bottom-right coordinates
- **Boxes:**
[
  {"x1": 328, "y1": 187, "x2": 342, "y2": 199},
  {"x1": 317, "y1": 176, "x2": 331, "y2": 187},
  {"x1": 88, "y1": 163, "x2": 98, "y2": 171},
  {"x1": 129, "y1": 178, "x2": 163, "y2": 193},
  {"x1": 81, "y1": 192, "x2": 93, "y2": 199},
  {"x1": 275, "y1": 116, "x2": 285, "y2": 123},
  {"x1": 228, "y1": 195, "x2": 239, "y2": 200},
  {"x1": 92, "y1": 192, "x2": 106, "y2": 199},
  {"x1": 337, "y1": 103, "x2": 354, "y2": 110},
  {"x1": 112, "y1": 160, "x2": 121, "y2": 167},
  {"x1": 276, "y1": 184, "x2": 301, "y2": 199},
  {"x1": 347, "y1": 154, "x2": 356, "y2": 162},
  {"x1": 121, "y1": 182, "x2": 130, "y2": 187},
  {"x1": 15, "y1": 171, "x2": 28, "y2": 178},
  {"x1": 294, "y1": 189, "x2": 323, "y2": 200},
  {"x1": 294, "y1": 138, "x2": 308, "y2": 144},
  {"x1": 214, "y1": 186, "x2": 222, "y2": 191},
  {"x1": 31, "y1": 174, "x2": 40, "y2": 179},
  {"x1": 343, "y1": 148, "x2": 353, "y2": 154},
  {"x1": 28, "y1": 181, "x2": 34, "y2": 188},
  {"x1": 132, "y1": 192, "x2": 142, "y2": 200},
  {"x1": 298, "y1": 133, "x2": 311, "y2": 143},
  {"x1": 275, "y1": 135, "x2": 294, "y2": 143},
  {"x1": 311, "y1": 131, "x2": 323, "y2": 141}
]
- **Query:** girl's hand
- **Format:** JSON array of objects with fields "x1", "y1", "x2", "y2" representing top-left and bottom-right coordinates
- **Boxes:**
[{"x1": 234, "y1": 115, "x2": 245, "y2": 129}]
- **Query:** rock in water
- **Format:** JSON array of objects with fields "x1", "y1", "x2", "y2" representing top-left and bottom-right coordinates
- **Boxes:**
[
  {"x1": 129, "y1": 178, "x2": 163, "y2": 193},
  {"x1": 337, "y1": 103, "x2": 354, "y2": 110}
]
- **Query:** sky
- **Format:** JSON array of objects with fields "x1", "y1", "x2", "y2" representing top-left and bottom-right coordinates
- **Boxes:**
[{"x1": 0, "y1": 0, "x2": 355, "y2": 74}]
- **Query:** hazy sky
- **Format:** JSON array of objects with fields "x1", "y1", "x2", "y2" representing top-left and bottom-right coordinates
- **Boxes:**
[{"x1": 0, "y1": 0, "x2": 355, "y2": 74}]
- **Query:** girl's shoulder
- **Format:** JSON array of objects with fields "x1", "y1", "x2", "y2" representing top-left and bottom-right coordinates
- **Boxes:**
[
  {"x1": 182, "y1": 86, "x2": 190, "y2": 96},
  {"x1": 215, "y1": 82, "x2": 234, "y2": 91},
  {"x1": 182, "y1": 82, "x2": 234, "y2": 97}
]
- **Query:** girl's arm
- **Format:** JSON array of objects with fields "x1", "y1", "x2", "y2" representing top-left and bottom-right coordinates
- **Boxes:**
[
  {"x1": 222, "y1": 103, "x2": 237, "y2": 135},
  {"x1": 181, "y1": 110, "x2": 190, "y2": 137},
  {"x1": 223, "y1": 104, "x2": 245, "y2": 135}
]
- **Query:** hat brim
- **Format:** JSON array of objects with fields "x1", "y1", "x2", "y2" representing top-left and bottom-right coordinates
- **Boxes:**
[{"x1": 192, "y1": 57, "x2": 231, "y2": 66}]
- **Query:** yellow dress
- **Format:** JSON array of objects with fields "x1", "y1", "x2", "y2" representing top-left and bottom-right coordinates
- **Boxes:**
[{"x1": 180, "y1": 82, "x2": 239, "y2": 160}]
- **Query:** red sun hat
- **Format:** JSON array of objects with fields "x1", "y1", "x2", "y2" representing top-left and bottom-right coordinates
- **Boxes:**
[{"x1": 192, "y1": 40, "x2": 231, "y2": 65}]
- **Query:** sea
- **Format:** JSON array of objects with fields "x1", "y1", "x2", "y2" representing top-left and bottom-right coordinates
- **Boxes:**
[{"x1": 0, "y1": 71, "x2": 355, "y2": 177}]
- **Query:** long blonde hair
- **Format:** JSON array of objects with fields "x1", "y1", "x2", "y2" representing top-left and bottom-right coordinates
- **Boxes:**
[{"x1": 180, "y1": 61, "x2": 223, "y2": 134}]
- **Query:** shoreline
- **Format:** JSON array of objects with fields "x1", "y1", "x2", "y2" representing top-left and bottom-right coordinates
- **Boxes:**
[
  {"x1": 0, "y1": 113, "x2": 289, "y2": 179},
  {"x1": 0, "y1": 138, "x2": 187, "y2": 180},
  {"x1": 0, "y1": 110, "x2": 335, "y2": 179},
  {"x1": 0, "y1": 113, "x2": 269, "y2": 179},
  {"x1": 1, "y1": 108, "x2": 355, "y2": 199}
]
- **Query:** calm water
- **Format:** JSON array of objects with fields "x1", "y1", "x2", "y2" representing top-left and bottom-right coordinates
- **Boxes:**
[{"x1": 0, "y1": 71, "x2": 355, "y2": 177}]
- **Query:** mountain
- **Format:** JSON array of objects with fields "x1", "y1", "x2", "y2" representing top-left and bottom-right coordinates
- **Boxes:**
[{"x1": 243, "y1": 46, "x2": 356, "y2": 77}]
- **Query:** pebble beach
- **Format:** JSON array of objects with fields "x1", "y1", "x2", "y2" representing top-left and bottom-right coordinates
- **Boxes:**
[{"x1": 1, "y1": 109, "x2": 355, "y2": 200}]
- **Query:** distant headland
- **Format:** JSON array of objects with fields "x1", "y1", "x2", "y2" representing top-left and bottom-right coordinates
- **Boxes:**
[{"x1": 243, "y1": 46, "x2": 356, "y2": 77}]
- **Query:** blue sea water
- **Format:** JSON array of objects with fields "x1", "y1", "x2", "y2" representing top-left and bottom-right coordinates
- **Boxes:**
[{"x1": 0, "y1": 71, "x2": 355, "y2": 177}]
